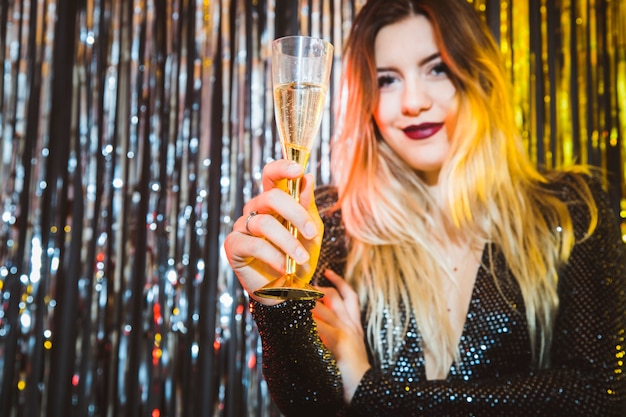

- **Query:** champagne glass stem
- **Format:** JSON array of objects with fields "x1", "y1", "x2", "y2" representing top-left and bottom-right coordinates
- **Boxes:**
[{"x1": 285, "y1": 177, "x2": 301, "y2": 276}]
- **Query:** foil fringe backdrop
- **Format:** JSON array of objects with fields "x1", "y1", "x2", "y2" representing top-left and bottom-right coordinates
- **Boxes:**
[{"x1": 0, "y1": 1, "x2": 624, "y2": 416}]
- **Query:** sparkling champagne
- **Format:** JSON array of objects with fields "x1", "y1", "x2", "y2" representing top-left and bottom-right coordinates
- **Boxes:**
[
  {"x1": 282, "y1": 142, "x2": 310, "y2": 167},
  {"x1": 274, "y1": 81, "x2": 327, "y2": 159}
]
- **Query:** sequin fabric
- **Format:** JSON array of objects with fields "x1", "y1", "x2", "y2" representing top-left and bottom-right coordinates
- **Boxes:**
[{"x1": 251, "y1": 175, "x2": 626, "y2": 416}]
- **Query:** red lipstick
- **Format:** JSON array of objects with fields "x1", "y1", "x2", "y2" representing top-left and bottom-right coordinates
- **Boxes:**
[{"x1": 403, "y1": 123, "x2": 443, "y2": 140}]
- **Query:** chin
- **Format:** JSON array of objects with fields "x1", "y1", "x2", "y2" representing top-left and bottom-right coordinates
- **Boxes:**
[{"x1": 407, "y1": 159, "x2": 445, "y2": 174}]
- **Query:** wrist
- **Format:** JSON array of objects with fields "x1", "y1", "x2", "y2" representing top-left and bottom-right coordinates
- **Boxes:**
[{"x1": 338, "y1": 360, "x2": 369, "y2": 403}]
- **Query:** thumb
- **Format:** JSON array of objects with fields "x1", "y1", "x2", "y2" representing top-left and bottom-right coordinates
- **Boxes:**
[{"x1": 299, "y1": 173, "x2": 317, "y2": 210}]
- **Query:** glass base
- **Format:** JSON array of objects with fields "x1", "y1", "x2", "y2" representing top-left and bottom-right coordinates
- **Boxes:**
[{"x1": 253, "y1": 274, "x2": 324, "y2": 300}]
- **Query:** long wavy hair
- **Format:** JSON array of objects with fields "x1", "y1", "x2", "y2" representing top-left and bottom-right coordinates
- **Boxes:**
[{"x1": 330, "y1": 0, "x2": 596, "y2": 376}]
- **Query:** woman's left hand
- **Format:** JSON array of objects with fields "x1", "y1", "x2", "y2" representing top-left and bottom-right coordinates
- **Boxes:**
[{"x1": 313, "y1": 270, "x2": 370, "y2": 404}]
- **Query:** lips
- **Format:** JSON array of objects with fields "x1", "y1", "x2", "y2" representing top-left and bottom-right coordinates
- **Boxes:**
[{"x1": 403, "y1": 123, "x2": 443, "y2": 140}]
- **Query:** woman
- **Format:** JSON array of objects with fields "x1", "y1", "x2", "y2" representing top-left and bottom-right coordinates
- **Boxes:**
[{"x1": 224, "y1": 0, "x2": 626, "y2": 415}]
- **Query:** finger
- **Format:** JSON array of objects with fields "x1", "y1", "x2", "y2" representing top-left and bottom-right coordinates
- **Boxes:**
[
  {"x1": 312, "y1": 301, "x2": 336, "y2": 323},
  {"x1": 312, "y1": 316, "x2": 338, "y2": 349},
  {"x1": 280, "y1": 171, "x2": 321, "y2": 240},
  {"x1": 315, "y1": 284, "x2": 341, "y2": 304},
  {"x1": 233, "y1": 211, "x2": 310, "y2": 264},
  {"x1": 261, "y1": 161, "x2": 320, "y2": 240},
  {"x1": 298, "y1": 173, "x2": 317, "y2": 210},
  {"x1": 323, "y1": 270, "x2": 354, "y2": 296},
  {"x1": 224, "y1": 228, "x2": 292, "y2": 272},
  {"x1": 315, "y1": 286, "x2": 354, "y2": 325},
  {"x1": 323, "y1": 270, "x2": 362, "y2": 326},
  {"x1": 242, "y1": 188, "x2": 320, "y2": 240},
  {"x1": 324, "y1": 270, "x2": 359, "y2": 307},
  {"x1": 262, "y1": 159, "x2": 304, "y2": 191},
  {"x1": 312, "y1": 301, "x2": 342, "y2": 344},
  {"x1": 244, "y1": 210, "x2": 259, "y2": 235}
]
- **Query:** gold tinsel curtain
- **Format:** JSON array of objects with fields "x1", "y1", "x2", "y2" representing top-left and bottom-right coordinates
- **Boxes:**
[{"x1": 0, "y1": 1, "x2": 624, "y2": 416}]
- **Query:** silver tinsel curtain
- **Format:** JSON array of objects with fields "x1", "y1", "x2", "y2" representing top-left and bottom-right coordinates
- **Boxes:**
[{"x1": 0, "y1": 1, "x2": 624, "y2": 416}]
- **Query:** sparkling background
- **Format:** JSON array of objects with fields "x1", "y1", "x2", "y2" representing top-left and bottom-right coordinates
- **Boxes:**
[{"x1": 0, "y1": 0, "x2": 624, "y2": 416}]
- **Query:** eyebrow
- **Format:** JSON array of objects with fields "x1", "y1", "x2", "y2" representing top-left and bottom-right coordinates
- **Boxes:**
[{"x1": 376, "y1": 52, "x2": 441, "y2": 72}]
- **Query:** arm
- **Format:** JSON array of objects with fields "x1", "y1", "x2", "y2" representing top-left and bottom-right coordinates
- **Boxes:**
[
  {"x1": 348, "y1": 176, "x2": 626, "y2": 416},
  {"x1": 249, "y1": 186, "x2": 349, "y2": 416},
  {"x1": 251, "y1": 299, "x2": 344, "y2": 416}
]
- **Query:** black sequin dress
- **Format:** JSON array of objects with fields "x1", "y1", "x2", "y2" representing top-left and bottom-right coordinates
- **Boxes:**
[{"x1": 251, "y1": 174, "x2": 626, "y2": 416}]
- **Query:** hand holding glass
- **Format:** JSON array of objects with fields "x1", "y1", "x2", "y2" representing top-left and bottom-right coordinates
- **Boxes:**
[{"x1": 253, "y1": 36, "x2": 333, "y2": 300}]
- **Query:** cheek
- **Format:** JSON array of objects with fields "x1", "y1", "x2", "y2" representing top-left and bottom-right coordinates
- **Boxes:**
[
  {"x1": 373, "y1": 94, "x2": 395, "y2": 132},
  {"x1": 432, "y1": 82, "x2": 457, "y2": 110}
]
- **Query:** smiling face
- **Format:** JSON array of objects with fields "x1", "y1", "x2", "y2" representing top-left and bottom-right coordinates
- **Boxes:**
[{"x1": 373, "y1": 14, "x2": 458, "y2": 185}]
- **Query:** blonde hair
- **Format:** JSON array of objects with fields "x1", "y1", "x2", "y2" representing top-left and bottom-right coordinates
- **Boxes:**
[{"x1": 331, "y1": 0, "x2": 596, "y2": 375}]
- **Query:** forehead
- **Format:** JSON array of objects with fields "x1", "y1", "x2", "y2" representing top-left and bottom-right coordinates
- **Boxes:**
[{"x1": 374, "y1": 14, "x2": 438, "y2": 65}]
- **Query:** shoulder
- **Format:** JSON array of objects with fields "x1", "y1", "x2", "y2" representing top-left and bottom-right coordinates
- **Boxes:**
[
  {"x1": 313, "y1": 185, "x2": 349, "y2": 280},
  {"x1": 315, "y1": 184, "x2": 339, "y2": 211},
  {"x1": 543, "y1": 170, "x2": 608, "y2": 227},
  {"x1": 545, "y1": 170, "x2": 623, "y2": 250},
  {"x1": 314, "y1": 185, "x2": 342, "y2": 225},
  {"x1": 543, "y1": 170, "x2": 603, "y2": 203},
  {"x1": 314, "y1": 184, "x2": 345, "y2": 238}
]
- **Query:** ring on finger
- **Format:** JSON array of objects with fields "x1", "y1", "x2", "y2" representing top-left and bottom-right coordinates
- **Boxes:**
[{"x1": 245, "y1": 211, "x2": 258, "y2": 234}]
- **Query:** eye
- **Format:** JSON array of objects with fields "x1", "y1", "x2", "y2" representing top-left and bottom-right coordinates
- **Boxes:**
[
  {"x1": 377, "y1": 74, "x2": 396, "y2": 88},
  {"x1": 377, "y1": 74, "x2": 397, "y2": 88},
  {"x1": 429, "y1": 61, "x2": 449, "y2": 77}
]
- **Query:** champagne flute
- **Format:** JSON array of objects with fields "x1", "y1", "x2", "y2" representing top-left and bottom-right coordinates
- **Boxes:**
[{"x1": 253, "y1": 36, "x2": 333, "y2": 300}]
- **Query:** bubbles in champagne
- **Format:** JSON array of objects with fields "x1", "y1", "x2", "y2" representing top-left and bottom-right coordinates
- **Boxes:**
[{"x1": 273, "y1": 82, "x2": 327, "y2": 162}]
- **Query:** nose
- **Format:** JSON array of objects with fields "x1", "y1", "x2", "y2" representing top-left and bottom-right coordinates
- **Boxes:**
[{"x1": 401, "y1": 78, "x2": 431, "y2": 116}]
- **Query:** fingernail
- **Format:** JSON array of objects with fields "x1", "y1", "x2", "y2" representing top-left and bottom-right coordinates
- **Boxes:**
[
  {"x1": 287, "y1": 163, "x2": 302, "y2": 175},
  {"x1": 295, "y1": 247, "x2": 309, "y2": 263},
  {"x1": 303, "y1": 221, "x2": 317, "y2": 238}
]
